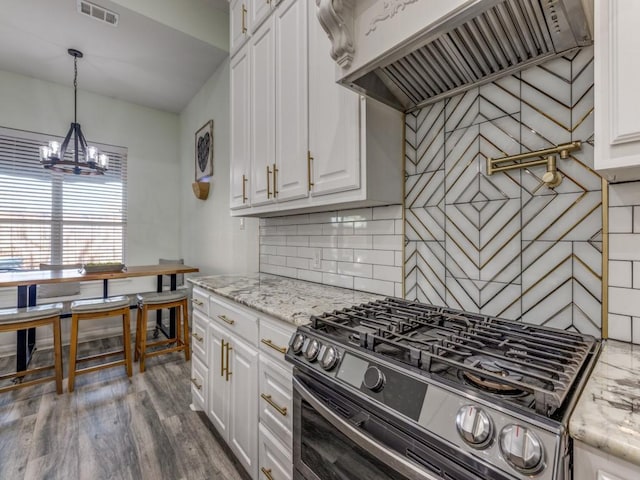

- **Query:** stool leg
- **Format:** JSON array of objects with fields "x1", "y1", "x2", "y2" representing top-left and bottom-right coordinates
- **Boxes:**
[
  {"x1": 134, "y1": 306, "x2": 141, "y2": 362},
  {"x1": 139, "y1": 305, "x2": 147, "y2": 373},
  {"x1": 182, "y1": 299, "x2": 190, "y2": 361},
  {"x1": 52, "y1": 317, "x2": 63, "y2": 394},
  {"x1": 122, "y1": 310, "x2": 132, "y2": 378},
  {"x1": 68, "y1": 314, "x2": 79, "y2": 393}
]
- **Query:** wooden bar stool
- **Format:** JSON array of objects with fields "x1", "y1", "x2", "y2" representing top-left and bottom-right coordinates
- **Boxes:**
[
  {"x1": 134, "y1": 291, "x2": 190, "y2": 372},
  {"x1": 68, "y1": 296, "x2": 132, "y2": 393},
  {"x1": 0, "y1": 304, "x2": 63, "y2": 395}
]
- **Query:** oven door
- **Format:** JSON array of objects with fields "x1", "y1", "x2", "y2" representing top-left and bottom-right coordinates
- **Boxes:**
[{"x1": 292, "y1": 373, "x2": 484, "y2": 480}]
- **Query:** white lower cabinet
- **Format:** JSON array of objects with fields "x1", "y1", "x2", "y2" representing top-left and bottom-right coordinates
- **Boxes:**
[
  {"x1": 573, "y1": 441, "x2": 640, "y2": 479},
  {"x1": 208, "y1": 317, "x2": 259, "y2": 479},
  {"x1": 259, "y1": 423, "x2": 293, "y2": 480},
  {"x1": 192, "y1": 289, "x2": 296, "y2": 480}
]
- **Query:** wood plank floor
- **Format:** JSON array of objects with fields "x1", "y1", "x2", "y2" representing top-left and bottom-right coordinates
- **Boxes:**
[{"x1": 0, "y1": 335, "x2": 248, "y2": 480}]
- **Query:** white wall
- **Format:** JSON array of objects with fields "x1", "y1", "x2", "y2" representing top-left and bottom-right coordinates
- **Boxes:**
[{"x1": 179, "y1": 59, "x2": 259, "y2": 274}]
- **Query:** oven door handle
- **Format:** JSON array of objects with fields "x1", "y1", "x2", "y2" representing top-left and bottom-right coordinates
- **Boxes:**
[{"x1": 294, "y1": 377, "x2": 440, "y2": 480}]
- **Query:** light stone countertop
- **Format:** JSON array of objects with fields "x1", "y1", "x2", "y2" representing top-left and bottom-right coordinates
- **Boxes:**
[
  {"x1": 569, "y1": 340, "x2": 640, "y2": 466},
  {"x1": 188, "y1": 273, "x2": 383, "y2": 326}
]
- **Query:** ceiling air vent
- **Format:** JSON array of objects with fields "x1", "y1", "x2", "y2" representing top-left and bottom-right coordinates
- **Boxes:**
[{"x1": 77, "y1": 0, "x2": 119, "y2": 27}]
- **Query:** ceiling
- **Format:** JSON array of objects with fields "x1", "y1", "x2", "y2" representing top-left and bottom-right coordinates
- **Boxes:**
[{"x1": 0, "y1": 0, "x2": 230, "y2": 113}]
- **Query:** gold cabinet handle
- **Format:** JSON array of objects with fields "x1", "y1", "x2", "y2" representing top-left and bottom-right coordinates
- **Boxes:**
[
  {"x1": 307, "y1": 150, "x2": 314, "y2": 191},
  {"x1": 220, "y1": 339, "x2": 226, "y2": 377},
  {"x1": 266, "y1": 165, "x2": 272, "y2": 198},
  {"x1": 261, "y1": 338, "x2": 286, "y2": 354},
  {"x1": 191, "y1": 377, "x2": 202, "y2": 390},
  {"x1": 242, "y1": 174, "x2": 248, "y2": 203},
  {"x1": 217, "y1": 314, "x2": 235, "y2": 325},
  {"x1": 261, "y1": 467, "x2": 274, "y2": 480},
  {"x1": 192, "y1": 332, "x2": 204, "y2": 342},
  {"x1": 260, "y1": 393, "x2": 287, "y2": 416},
  {"x1": 225, "y1": 342, "x2": 233, "y2": 382},
  {"x1": 241, "y1": 4, "x2": 247, "y2": 34},
  {"x1": 192, "y1": 298, "x2": 204, "y2": 306},
  {"x1": 272, "y1": 163, "x2": 278, "y2": 197}
]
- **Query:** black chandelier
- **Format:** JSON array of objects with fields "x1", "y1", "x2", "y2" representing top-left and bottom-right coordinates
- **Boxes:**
[{"x1": 39, "y1": 49, "x2": 108, "y2": 175}]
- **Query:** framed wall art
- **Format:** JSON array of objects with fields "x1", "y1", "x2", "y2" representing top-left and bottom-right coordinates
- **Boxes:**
[{"x1": 195, "y1": 120, "x2": 214, "y2": 181}]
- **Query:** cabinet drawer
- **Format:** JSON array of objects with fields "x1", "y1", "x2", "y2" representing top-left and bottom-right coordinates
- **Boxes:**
[
  {"x1": 259, "y1": 355, "x2": 292, "y2": 448},
  {"x1": 191, "y1": 309, "x2": 208, "y2": 361},
  {"x1": 191, "y1": 286, "x2": 209, "y2": 316},
  {"x1": 191, "y1": 354, "x2": 208, "y2": 411},
  {"x1": 210, "y1": 295, "x2": 258, "y2": 344},
  {"x1": 259, "y1": 318, "x2": 296, "y2": 367},
  {"x1": 259, "y1": 423, "x2": 292, "y2": 480}
]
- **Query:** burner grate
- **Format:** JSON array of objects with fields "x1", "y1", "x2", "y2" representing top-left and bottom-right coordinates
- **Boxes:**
[{"x1": 310, "y1": 298, "x2": 597, "y2": 415}]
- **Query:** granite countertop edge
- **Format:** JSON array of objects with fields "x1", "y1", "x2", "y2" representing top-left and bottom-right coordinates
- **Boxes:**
[
  {"x1": 569, "y1": 339, "x2": 640, "y2": 467},
  {"x1": 187, "y1": 273, "x2": 383, "y2": 326}
]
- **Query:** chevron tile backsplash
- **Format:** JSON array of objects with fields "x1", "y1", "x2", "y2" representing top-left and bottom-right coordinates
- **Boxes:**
[{"x1": 405, "y1": 47, "x2": 602, "y2": 337}]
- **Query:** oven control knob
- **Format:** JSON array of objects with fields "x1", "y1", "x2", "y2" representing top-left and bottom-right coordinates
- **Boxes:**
[
  {"x1": 363, "y1": 366, "x2": 385, "y2": 392},
  {"x1": 304, "y1": 339, "x2": 320, "y2": 362},
  {"x1": 291, "y1": 333, "x2": 305, "y2": 354},
  {"x1": 499, "y1": 425, "x2": 545, "y2": 474},
  {"x1": 455, "y1": 406, "x2": 493, "y2": 448},
  {"x1": 319, "y1": 345, "x2": 340, "y2": 370}
]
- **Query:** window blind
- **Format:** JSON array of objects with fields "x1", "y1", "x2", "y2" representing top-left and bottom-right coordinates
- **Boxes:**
[{"x1": 0, "y1": 126, "x2": 127, "y2": 270}]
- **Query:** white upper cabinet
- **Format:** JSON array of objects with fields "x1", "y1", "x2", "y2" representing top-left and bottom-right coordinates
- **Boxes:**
[
  {"x1": 230, "y1": 45, "x2": 251, "y2": 210},
  {"x1": 274, "y1": 0, "x2": 308, "y2": 202},
  {"x1": 230, "y1": 0, "x2": 249, "y2": 55},
  {"x1": 308, "y1": 2, "x2": 360, "y2": 196},
  {"x1": 594, "y1": 0, "x2": 640, "y2": 181},
  {"x1": 250, "y1": 18, "x2": 276, "y2": 206},
  {"x1": 249, "y1": 0, "x2": 282, "y2": 33}
]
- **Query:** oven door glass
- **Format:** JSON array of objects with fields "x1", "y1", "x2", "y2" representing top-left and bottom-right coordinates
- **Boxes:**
[{"x1": 293, "y1": 375, "x2": 444, "y2": 480}]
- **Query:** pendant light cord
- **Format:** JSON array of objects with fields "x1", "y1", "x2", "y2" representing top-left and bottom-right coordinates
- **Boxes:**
[{"x1": 73, "y1": 55, "x2": 78, "y2": 125}]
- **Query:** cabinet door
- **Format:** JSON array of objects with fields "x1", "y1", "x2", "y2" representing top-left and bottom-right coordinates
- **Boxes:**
[
  {"x1": 251, "y1": 18, "x2": 276, "y2": 206},
  {"x1": 191, "y1": 354, "x2": 208, "y2": 412},
  {"x1": 275, "y1": 0, "x2": 309, "y2": 202},
  {"x1": 230, "y1": 0, "x2": 249, "y2": 55},
  {"x1": 228, "y1": 334, "x2": 259, "y2": 479},
  {"x1": 208, "y1": 321, "x2": 230, "y2": 437},
  {"x1": 259, "y1": 423, "x2": 293, "y2": 480},
  {"x1": 230, "y1": 45, "x2": 251, "y2": 209},
  {"x1": 249, "y1": 0, "x2": 272, "y2": 33}
]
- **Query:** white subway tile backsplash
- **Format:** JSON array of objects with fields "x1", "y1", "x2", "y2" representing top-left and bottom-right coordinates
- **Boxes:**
[
  {"x1": 395, "y1": 282, "x2": 404, "y2": 297},
  {"x1": 609, "y1": 234, "x2": 640, "y2": 261},
  {"x1": 373, "y1": 205, "x2": 403, "y2": 220},
  {"x1": 287, "y1": 257, "x2": 310, "y2": 269},
  {"x1": 373, "y1": 235, "x2": 403, "y2": 251},
  {"x1": 635, "y1": 206, "x2": 640, "y2": 233},
  {"x1": 260, "y1": 205, "x2": 404, "y2": 296},
  {"x1": 354, "y1": 277, "x2": 395, "y2": 296},
  {"x1": 634, "y1": 317, "x2": 640, "y2": 344},
  {"x1": 608, "y1": 313, "x2": 632, "y2": 342},
  {"x1": 298, "y1": 269, "x2": 322, "y2": 283},
  {"x1": 373, "y1": 265, "x2": 403, "y2": 282},
  {"x1": 338, "y1": 262, "x2": 373, "y2": 278},
  {"x1": 309, "y1": 236, "x2": 338, "y2": 248},
  {"x1": 609, "y1": 182, "x2": 640, "y2": 206},
  {"x1": 609, "y1": 260, "x2": 632, "y2": 288},
  {"x1": 354, "y1": 249, "x2": 395, "y2": 266},
  {"x1": 338, "y1": 235, "x2": 373, "y2": 249},
  {"x1": 609, "y1": 286, "x2": 640, "y2": 317},
  {"x1": 609, "y1": 207, "x2": 633, "y2": 233},
  {"x1": 323, "y1": 273, "x2": 354, "y2": 289},
  {"x1": 323, "y1": 248, "x2": 354, "y2": 262}
]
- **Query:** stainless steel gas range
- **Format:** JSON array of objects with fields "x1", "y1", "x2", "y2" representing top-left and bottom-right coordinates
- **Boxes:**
[{"x1": 285, "y1": 298, "x2": 600, "y2": 480}]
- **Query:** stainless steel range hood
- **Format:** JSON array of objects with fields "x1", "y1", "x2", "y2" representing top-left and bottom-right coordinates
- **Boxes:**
[{"x1": 319, "y1": 0, "x2": 593, "y2": 113}]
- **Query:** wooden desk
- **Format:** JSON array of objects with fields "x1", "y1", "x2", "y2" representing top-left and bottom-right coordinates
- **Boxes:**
[{"x1": 0, "y1": 264, "x2": 199, "y2": 372}]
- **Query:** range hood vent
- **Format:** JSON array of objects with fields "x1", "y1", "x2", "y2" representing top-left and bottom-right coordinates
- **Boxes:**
[{"x1": 338, "y1": 0, "x2": 592, "y2": 113}]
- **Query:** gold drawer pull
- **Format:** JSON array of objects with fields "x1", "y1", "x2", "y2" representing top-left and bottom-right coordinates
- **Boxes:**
[
  {"x1": 192, "y1": 332, "x2": 204, "y2": 342},
  {"x1": 192, "y1": 298, "x2": 204, "y2": 306},
  {"x1": 260, "y1": 393, "x2": 287, "y2": 416},
  {"x1": 191, "y1": 377, "x2": 202, "y2": 390},
  {"x1": 217, "y1": 314, "x2": 235, "y2": 325},
  {"x1": 261, "y1": 467, "x2": 274, "y2": 480},
  {"x1": 261, "y1": 338, "x2": 286, "y2": 354}
]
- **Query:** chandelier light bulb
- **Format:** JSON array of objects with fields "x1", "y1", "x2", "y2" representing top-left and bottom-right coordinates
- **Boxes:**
[{"x1": 98, "y1": 153, "x2": 109, "y2": 169}]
